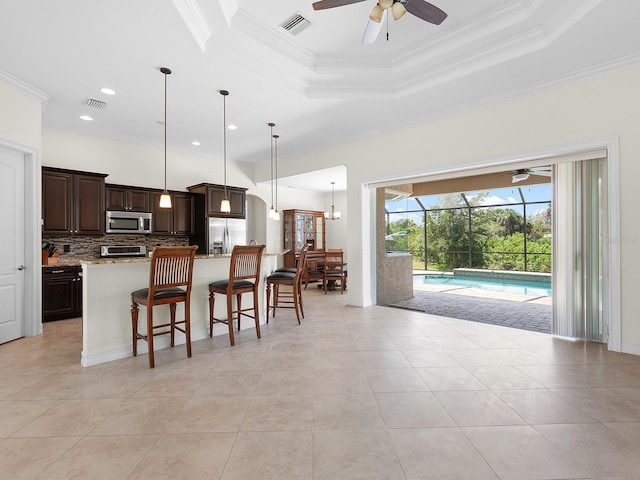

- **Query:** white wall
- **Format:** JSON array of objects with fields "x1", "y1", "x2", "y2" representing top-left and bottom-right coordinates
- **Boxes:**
[
  {"x1": 324, "y1": 190, "x2": 348, "y2": 257},
  {"x1": 0, "y1": 81, "x2": 42, "y2": 148}
]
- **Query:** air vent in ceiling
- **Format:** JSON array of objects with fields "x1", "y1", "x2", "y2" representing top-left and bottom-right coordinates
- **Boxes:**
[
  {"x1": 83, "y1": 98, "x2": 107, "y2": 109},
  {"x1": 279, "y1": 12, "x2": 310, "y2": 36}
]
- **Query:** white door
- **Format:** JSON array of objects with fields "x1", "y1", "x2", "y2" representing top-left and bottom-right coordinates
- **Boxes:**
[{"x1": 0, "y1": 146, "x2": 25, "y2": 344}]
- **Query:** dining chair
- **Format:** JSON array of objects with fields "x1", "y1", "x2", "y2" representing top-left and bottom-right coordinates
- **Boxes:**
[
  {"x1": 266, "y1": 246, "x2": 308, "y2": 324},
  {"x1": 303, "y1": 250, "x2": 326, "y2": 289},
  {"x1": 323, "y1": 250, "x2": 346, "y2": 294},
  {"x1": 131, "y1": 245, "x2": 198, "y2": 368},
  {"x1": 208, "y1": 244, "x2": 265, "y2": 346}
]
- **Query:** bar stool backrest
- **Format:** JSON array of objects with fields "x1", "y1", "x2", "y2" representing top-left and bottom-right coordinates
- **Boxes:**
[{"x1": 149, "y1": 246, "x2": 198, "y2": 296}]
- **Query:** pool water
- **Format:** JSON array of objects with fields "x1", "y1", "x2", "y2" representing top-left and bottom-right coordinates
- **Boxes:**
[{"x1": 415, "y1": 275, "x2": 552, "y2": 297}]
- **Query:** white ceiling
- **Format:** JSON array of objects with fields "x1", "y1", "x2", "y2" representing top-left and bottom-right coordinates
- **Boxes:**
[{"x1": 1, "y1": 0, "x2": 639, "y2": 192}]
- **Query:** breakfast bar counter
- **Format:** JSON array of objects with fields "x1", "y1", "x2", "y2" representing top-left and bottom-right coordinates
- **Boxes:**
[{"x1": 79, "y1": 253, "x2": 278, "y2": 367}]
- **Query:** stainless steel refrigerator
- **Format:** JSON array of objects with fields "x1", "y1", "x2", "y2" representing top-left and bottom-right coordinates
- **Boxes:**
[{"x1": 208, "y1": 217, "x2": 247, "y2": 254}]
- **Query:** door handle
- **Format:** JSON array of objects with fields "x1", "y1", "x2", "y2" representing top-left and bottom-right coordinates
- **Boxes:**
[{"x1": 17, "y1": 265, "x2": 27, "y2": 271}]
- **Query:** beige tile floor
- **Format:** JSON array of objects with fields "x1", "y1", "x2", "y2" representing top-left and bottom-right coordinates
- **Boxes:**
[{"x1": 2, "y1": 286, "x2": 640, "y2": 479}]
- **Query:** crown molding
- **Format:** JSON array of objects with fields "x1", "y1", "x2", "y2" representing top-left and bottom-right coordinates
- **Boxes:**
[
  {"x1": 306, "y1": 0, "x2": 606, "y2": 99},
  {"x1": 226, "y1": 6, "x2": 317, "y2": 71},
  {"x1": 313, "y1": 57, "x2": 640, "y2": 154},
  {"x1": 217, "y1": 0, "x2": 239, "y2": 27},
  {"x1": 172, "y1": 0, "x2": 212, "y2": 52},
  {"x1": 205, "y1": 32, "x2": 310, "y2": 96},
  {"x1": 0, "y1": 68, "x2": 49, "y2": 108}
]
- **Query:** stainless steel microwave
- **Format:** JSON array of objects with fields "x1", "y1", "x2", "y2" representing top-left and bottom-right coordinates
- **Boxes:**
[{"x1": 105, "y1": 210, "x2": 152, "y2": 234}]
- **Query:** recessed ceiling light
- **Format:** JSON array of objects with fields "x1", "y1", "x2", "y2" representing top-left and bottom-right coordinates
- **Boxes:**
[
  {"x1": 80, "y1": 115, "x2": 93, "y2": 121},
  {"x1": 192, "y1": 141, "x2": 201, "y2": 146},
  {"x1": 227, "y1": 124, "x2": 238, "y2": 130},
  {"x1": 100, "y1": 88, "x2": 116, "y2": 95}
]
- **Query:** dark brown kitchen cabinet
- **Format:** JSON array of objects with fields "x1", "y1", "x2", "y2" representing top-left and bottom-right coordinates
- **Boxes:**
[
  {"x1": 42, "y1": 167, "x2": 107, "y2": 235},
  {"x1": 187, "y1": 183, "x2": 246, "y2": 219},
  {"x1": 150, "y1": 191, "x2": 194, "y2": 236},
  {"x1": 105, "y1": 184, "x2": 150, "y2": 212},
  {"x1": 42, "y1": 265, "x2": 82, "y2": 321}
]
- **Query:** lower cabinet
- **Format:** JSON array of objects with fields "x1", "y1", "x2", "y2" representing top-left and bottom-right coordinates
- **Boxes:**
[{"x1": 42, "y1": 266, "x2": 82, "y2": 322}]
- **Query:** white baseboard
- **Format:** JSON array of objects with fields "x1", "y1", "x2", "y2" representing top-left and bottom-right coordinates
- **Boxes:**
[
  {"x1": 621, "y1": 341, "x2": 640, "y2": 356},
  {"x1": 81, "y1": 321, "x2": 260, "y2": 367}
]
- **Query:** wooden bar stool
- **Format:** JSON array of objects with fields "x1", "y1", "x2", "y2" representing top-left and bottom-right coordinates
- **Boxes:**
[
  {"x1": 266, "y1": 246, "x2": 308, "y2": 324},
  {"x1": 209, "y1": 244, "x2": 265, "y2": 346},
  {"x1": 131, "y1": 245, "x2": 197, "y2": 368}
]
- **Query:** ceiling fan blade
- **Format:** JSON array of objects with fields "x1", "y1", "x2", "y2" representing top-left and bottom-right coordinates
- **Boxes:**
[
  {"x1": 363, "y1": 9, "x2": 386, "y2": 44},
  {"x1": 530, "y1": 170, "x2": 552, "y2": 177},
  {"x1": 404, "y1": 0, "x2": 447, "y2": 25},
  {"x1": 312, "y1": 0, "x2": 367, "y2": 10}
]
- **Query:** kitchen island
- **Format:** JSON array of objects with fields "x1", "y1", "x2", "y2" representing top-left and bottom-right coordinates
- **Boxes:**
[{"x1": 79, "y1": 253, "x2": 278, "y2": 367}]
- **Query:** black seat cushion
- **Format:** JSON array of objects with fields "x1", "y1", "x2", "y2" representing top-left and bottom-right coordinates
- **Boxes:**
[
  {"x1": 267, "y1": 271, "x2": 296, "y2": 281},
  {"x1": 209, "y1": 279, "x2": 256, "y2": 290},
  {"x1": 274, "y1": 267, "x2": 297, "y2": 274},
  {"x1": 131, "y1": 287, "x2": 186, "y2": 301}
]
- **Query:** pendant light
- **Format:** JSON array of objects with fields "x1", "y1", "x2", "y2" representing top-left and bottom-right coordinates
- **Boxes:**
[
  {"x1": 159, "y1": 67, "x2": 172, "y2": 209},
  {"x1": 267, "y1": 122, "x2": 277, "y2": 219},
  {"x1": 219, "y1": 90, "x2": 231, "y2": 213},
  {"x1": 325, "y1": 182, "x2": 341, "y2": 220},
  {"x1": 272, "y1": 133, "x2": 280, "y2": 221}
]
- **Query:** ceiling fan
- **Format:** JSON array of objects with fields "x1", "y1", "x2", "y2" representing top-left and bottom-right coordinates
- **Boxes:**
[
  {"x1": 312, "y1": 0, "x2": 447, "y2": 45},
  {"x1": 512, "y1": 167, "x2": 552, "y2": 183}
]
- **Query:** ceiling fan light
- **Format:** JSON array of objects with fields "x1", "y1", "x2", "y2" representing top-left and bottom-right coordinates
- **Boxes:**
[
  {"x1": 369, "y1": 4, "x2": 384, "y2": 22},
  {"x1": 379, "y1": 0, "x2": 393, "y2": 9},
  {"x1": 512, "y1": 172, "x2": 530, "y2": 183},
  {"x1": 391, "y1": 2, "x2": 406, "y2": 20}
]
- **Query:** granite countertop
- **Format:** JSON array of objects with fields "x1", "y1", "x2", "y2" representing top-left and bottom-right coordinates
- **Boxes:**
[{"x1": 43, "y1": 250, "x2": 283, "y2": 267}]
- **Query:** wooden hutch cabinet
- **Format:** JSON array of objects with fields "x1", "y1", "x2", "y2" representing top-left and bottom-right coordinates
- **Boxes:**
[{"x1": 282, "y1": 209, "x2": 325, "y2": 268}]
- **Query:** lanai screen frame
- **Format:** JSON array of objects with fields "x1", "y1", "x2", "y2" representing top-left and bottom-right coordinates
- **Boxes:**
[{"x1": 384, "y1": 184, "x2": 552, "y2": 272}]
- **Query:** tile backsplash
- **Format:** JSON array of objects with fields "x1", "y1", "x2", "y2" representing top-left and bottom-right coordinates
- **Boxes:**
[{"x1": 42, "y1": 235, "x2": 190, "y2": 258}]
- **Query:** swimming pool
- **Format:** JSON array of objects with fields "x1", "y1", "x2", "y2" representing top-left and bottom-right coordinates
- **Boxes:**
[{"x1": 414, "y1": 274, "x2": 552, "y2": 297}]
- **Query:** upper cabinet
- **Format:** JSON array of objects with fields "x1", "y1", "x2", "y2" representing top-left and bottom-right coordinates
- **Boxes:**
[
  {"x1": 150, "y1": 191, "x2": 194, "y2": 236},
  {"x1": 188, "y1": 183, "x2": 247, "y2": 219},
  {"x1": 105, "y1": 184, "x2": 150, "y2": 212},
  {"x1": 42, "y1": 167, "x2": 107, "y2": 235}
]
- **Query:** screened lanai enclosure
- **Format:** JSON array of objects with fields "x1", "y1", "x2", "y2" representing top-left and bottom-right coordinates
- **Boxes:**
[{"x1": 385, "y1": 183, "x2": 552, "y2": 273}]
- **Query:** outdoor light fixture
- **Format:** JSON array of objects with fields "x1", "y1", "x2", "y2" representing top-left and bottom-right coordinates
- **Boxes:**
[
  {"x1": 159, "y1": 67, "x2": 172, "y2": 209},
  {"x1": 325, "y1": 182, "x2": 341, "y2": 220},
  {"x1": 219, "y1": 89, "x2": 231, "y2": 213}
]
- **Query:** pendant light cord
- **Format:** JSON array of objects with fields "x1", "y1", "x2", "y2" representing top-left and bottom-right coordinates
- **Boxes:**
[
  {"x1": 273, "y1": 134, "x2": 279, "y2": 212},
  {"x1": 223, "y1": 93, "x2": 227, "y2": 199},
  {"x1": 163, "y1": 70, "x2": 168, "y2": 192},
  {"x1": 269, "y1": 123, "x2": 275, "y2": 210}
]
